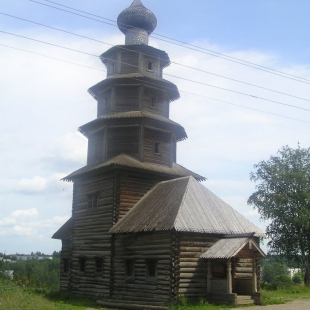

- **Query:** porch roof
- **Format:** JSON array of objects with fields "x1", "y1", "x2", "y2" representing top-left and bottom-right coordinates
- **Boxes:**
[{"x1": 201, "y1": 237, "x2": 266, "y2": 259}]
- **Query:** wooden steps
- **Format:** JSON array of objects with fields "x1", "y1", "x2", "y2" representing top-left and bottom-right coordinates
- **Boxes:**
[{"x1": 236, "y1": 295, "x2": 255, "y2": 305}]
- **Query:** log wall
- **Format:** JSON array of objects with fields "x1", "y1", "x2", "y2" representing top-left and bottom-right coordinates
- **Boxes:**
[
  {"x1": 143, "y1": 128, "x2": 171, "y2": 166},
  {"x1": 143, "y1": 86, "x2": 167, "y2": 117},
  {"x1": 114, "y1": 85, "x2": 139, "y2": 111},
  {"x1": 106, "y1": 126, "x2": 140, "y2": 159},
  {"x1": 120, "y1": 51, "x2": 140, "y2": 74},
  {"x1": 118, "y1": 172, "x2": 164, "y2": 220},
  {"x1": 233, "y1": 257, "x2": 253, "y2": 295},
  {"x1": 87, "y1": 130, "x2": 104, "y2": 165},
  {"x1": 69, "y1": 172, "x2": 116, "y2": 296},
  {"x1": 177, "y1": 233, "x2": 219, "y2": 299},
  {"x1": 112, "y1": 231, "x2": 173, "y2": 306}
]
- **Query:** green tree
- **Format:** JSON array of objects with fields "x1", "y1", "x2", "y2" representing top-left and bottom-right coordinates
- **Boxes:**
[
  {"x1": 248, "y1": 145, "x2": 310, "y2": 286},
  {"x1": 262, "y1": 262, "x2": 289, "y2": 283}
]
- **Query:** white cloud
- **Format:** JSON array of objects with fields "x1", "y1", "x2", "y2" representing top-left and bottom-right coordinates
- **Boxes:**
[
  {"x1": 16, "y1": 176, "x2": 47, "y2": 193},
  {"x1": 11, "y1": 208, "x2": 38, "y2": 218}
]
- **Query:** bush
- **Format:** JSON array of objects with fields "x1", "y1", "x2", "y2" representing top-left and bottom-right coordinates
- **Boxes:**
[{"x1": 292, "y1": 272, "x2": 303, "y2": 285}]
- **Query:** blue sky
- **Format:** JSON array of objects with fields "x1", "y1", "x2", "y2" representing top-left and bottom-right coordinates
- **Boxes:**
[{"x1": 1, "y1": 0, "x2": 310, "y2": 254}]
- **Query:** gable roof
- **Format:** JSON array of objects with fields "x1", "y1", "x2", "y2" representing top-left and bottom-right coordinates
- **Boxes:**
[
  {"x1": 62, "y1": 154, "x2": 205, "y2": 182},
  {"x1": 52, "y1": 218, "x2": 72, "y2": 240},
  {"x1": 110, "y1": 176, "x2": 264, "y2": 237},
  {"x1": 201, "y1": 237, "x2": 266, "y2": 259}
]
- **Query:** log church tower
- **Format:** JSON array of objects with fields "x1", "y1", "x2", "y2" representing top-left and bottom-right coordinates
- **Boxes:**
[
  {"x1": 54, "y1": 2, "x2": 265, "y2": 307},
  {"x1": 53, "y1": 0, "x2": 203, "y2": 297}
]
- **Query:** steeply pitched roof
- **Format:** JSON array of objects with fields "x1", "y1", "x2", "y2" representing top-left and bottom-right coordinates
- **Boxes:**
[
  {"x1": 201, "y1": 237, "x2": 266, "y2": 259},
  {"x1": 62, "y1": 154, "x2": 205, "y2": 182},
  {"x1": 52, "y1": 217, "x2": 72, "y2": 240},
  {"x1": 110, "y1": 176, "x2": 264, "y2": 237}
]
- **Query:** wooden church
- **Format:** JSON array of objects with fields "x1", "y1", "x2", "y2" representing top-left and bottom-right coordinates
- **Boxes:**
[{"x1": 53, "y1": 1, "x2": 266, "y2": 308}]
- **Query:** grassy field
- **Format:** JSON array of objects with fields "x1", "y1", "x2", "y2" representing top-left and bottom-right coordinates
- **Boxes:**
[
  {"x1": 1, "y1": 279, "x2": 310, "y2": 310},
  {"x1": 0, "y1": 279, "x2": 100, "y2": 310}
]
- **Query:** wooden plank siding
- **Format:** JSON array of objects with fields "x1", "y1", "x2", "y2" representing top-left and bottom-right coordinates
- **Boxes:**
[
  {"x1": 177, "y1": 233, "x2": 219, "y2": 299},
  {"x1": 87, "y1": 130, "x2": 104, "y2": 166},
  {"x1": 143, "y1": 86, "x2": 167, "y2": 117},
  {"x1": 143, "y1": 128, "x2": 171, "y2": 166},
  {"x1": 114, "y1": 85, "x2": 140, "y2": 111},
  {"x1": 112, "y1": 231, "x2": 173, "y2": 306},
  {"x1": 69, "y1": 172, "x2": 116, "y2": 296},
  {"x1": 106, "y1": 126, "x2": 140, "y2": 160},
  {"x1": 97, "y1": 88, "x2": 112, "y2": 117},
  {"x1": 118, "y1": 172, "x2": 165, "y2": 221},
  {"x1": 120, "y1": 51, "x2": 139, "y2": 74}
]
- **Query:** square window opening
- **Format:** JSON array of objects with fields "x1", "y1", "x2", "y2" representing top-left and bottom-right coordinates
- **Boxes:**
[
  {"x1": 150, "y1": 96, "x2": 157, "y2": 108},
  {"x1": 62, "y1": 258, "x2": 69, "y2": 273},
  {"x1": 79, "y1": 257, "x2": 86, "y2": 272},
  {"x1": 146, "y1": 258, "x2": 157, "y2": 280},
  {"x1": 87, "y1": 193, "x2": 98, "y2": 209},
  {"x1": 147, "y1": 61, "x2": 153, "y2": 71},
  {"x1": 95, "y1": 258, "x2": 103, "y2": 273},
  {"x1": 125, "y1": 259, "x2": 135, "y2": 281},
  {"x1": 154, "y1": 142, "x2": 160, "y2": 155}
]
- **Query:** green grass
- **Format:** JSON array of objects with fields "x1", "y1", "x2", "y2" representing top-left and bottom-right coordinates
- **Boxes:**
[
  {"x1": 0, "y1": 279, "x2": 102, "y2": 310},
  {"x1": 261, "y1": 285, "x2": 310, "y2": 306}
]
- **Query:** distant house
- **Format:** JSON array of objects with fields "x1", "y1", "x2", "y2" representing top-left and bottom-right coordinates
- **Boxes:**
[
  {"x1": 53, "y1": 0, "x2": 266, "y2": 309},
  {"x1": 16, "y1": 255, "x2": 52, "y2": 261}
]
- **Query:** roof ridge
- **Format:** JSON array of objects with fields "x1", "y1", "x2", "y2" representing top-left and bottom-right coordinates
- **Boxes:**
[{"x1": 172, "y1": 176, "x2": 192, "y2": 228}]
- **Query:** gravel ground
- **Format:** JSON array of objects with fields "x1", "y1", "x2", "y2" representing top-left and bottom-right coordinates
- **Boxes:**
[{"x1": 233, "y1": 298, "x2": 310, "y2": 310}]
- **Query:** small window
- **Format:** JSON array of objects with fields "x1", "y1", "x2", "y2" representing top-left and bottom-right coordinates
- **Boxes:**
[
  {"x1": 146, "y1": 259, "x2": 157, "y2": 280},
  {"x1": 110, "y1": 62, "x2": 115, "y2": 73},
  {"x1": 87, "y1": 194, "x2": 98, "y2": 209},
  {"x1": 103, "y1": 96, "x2": 108, "y2": 109},
  {"x1": 125, "y1": 259, "x2": 135, "y2": 281},
  {"x1": 154, "y1": 142, "x2": 160, "y2": 155},
  {"x1": 147, "y1": 61, "x2": 153, "y2": 71},
  {"x1": 79, "y1": 257, "x2": 86, "y2": 272},
  {"x1": 150, "y1": 96, "x2": 157, "y2": 108},
  {"x1": 95, "y1": 258, "x2": 103, "y2": 273},
  {"x1": 62, "y1": 258, "x2": 69, "y2": 273}
]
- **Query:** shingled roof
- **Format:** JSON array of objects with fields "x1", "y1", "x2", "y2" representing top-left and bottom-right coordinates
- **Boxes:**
[
  {"x1": 62, "y1": 154, "x2": 205, "y2": 182},
  {"x1": 110, "y1": 176, "x2": 264, "y2": 237}
]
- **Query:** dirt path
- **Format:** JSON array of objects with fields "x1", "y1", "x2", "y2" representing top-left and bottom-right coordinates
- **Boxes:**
[{"x1": 233, "y1": 298, "x2": 310, "y2": 310}]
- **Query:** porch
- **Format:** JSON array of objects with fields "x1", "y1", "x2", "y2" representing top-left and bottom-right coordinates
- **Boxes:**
[{"x1": 202, "y1": 236, "x2": 266, "y2": 305}]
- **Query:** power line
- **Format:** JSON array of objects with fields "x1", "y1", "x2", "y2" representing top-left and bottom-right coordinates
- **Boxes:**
[
  {"x1": 28, "y1": 0, "x2": 310, "y2": 84},
  {"x1": 2, "y1": 12, "x2": 310, "y2": 104},
  {"x1": 1, "y1": 30, "x2": 310, "y2": 114},
  {"x1": 1, "y1": 42, "x2": 310, "y2": 126}
]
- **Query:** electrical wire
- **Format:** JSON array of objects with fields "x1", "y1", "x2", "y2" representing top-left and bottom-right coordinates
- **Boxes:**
[
  {"x1": 1, "y1": 42, "x2": 310, "y2": 125},
  {"x1": 27, "y1": 0, "x2": 310, "y2": 84},
  {"x1": 1, "y1": 29, "x2": 310, "y2": 113},
  {"x1": 2, "y1": 11, "x2": 310, "y2": 104}
]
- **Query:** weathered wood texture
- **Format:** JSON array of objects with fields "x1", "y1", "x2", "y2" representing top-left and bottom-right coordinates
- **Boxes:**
[
  {"x1": 107, "y1": 126, "x2": 140, "y2": 160},
  {"x1": 118, "y1": 172, "x2": 165, "y2": 220},
  {"x1": 143, "y1": 86, "x2": 167, "y2": 117},
  {"x1": 206, "y1": 292, "x2": 237, "y2": 305},
  {"x1": 114, "y1": 85, "x2": 140, "y2": 111},
  {"x1": 177, "y1": 233, "x2": 219, "y2": 298},
  {"x1": 120, "y1": 51, "x2": 139, "y2": 74},
  {"x1": 233, "y1": 258, "x2": 253, "y2": 295},
  {"x1": 97, "y1": 88, "x2": 112, "y2": 116},
  {"x1": 69, "y1": 172, "x2": 116, "y2": 296},
  {"x1": 143, "y1": 128, "x2": 171, "y2": 166},
  {"x1": 87, "y1": 130, "x2": 104, "y2": 165},
  {"x1": 112, "y1": 231, "x2": 173, "y2": 306}
]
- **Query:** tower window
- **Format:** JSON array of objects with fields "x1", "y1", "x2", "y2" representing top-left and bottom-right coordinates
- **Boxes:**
[
  {"x1": 95, "y1": 258, "x2": 103, "y2": 273},
  {"x1": 147, "y1": 61, "x2": 153, "y2": 71},
  {"x1": 154, "y1": 142, "x2": 160, "y2": 155},
  {"x1": 79, "y1": 257, "x2": 86, "y2": 272},
  {"x1": 103, "y1": 96, "x2": 108, "y2": 109},
  {"x1": 146, "y1": 259, "x2": 157, "y2": 280},
  {"x1": 125, "y1": 259, "x2": 135, "y2": 282},
  {"x1": 150, "y1": 96, "x2": 157, "y2": 107},
  {"x1": 62, "y1": 258, "x2": 69, "y2": 273},
  {"x1": 110, "y1": 62, "x2": 115, "y2": 73},
  {"x1": 87, "y1": 193, "x2": 98, "y2": 209}
]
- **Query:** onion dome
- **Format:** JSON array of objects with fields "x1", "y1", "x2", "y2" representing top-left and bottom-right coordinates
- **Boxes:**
[{"x1": 117, "y1": 0, "x2": 157, "y2": 45}]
